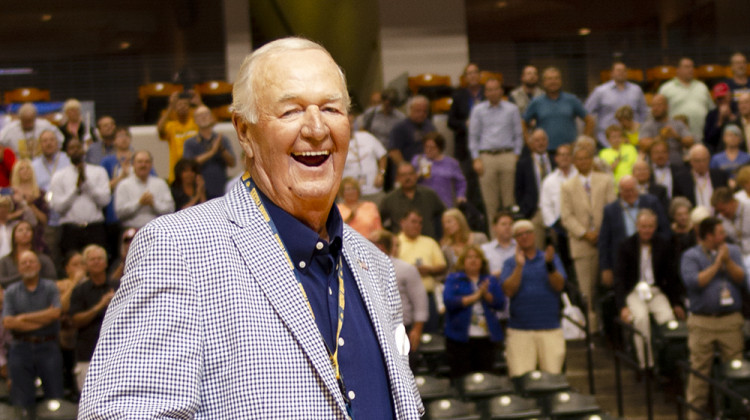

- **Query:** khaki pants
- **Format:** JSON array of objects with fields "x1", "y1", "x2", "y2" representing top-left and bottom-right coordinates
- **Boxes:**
[
  {"x1": 625, "y1": 286, "x2": 675, "y2": 368},
  {"x1": 75, "y1": 361, "x2": 90, "y2": 392},
  {"x1": 573, "y1": 254, "x2": 599, "y2": 332},
  {"x1": 506, "y1": 328, "x2": 566, "y2": 377},
  {"x1": 686, "y1": 312, "x2": 744, "y2": 420},
  {"x1": 478, "y1": 152, "x2": 516, "y2": 222},
  {"x1": 531, "y1": 210, "x2": 546, "y2": 250}
]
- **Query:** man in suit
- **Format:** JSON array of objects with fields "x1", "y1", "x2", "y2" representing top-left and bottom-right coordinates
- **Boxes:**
[
  {"x1": 561, "y1": 143, "x2": 617, "y2": 332},
  {"x1": 79, "y1": 37, "x2": 423, "y2": 419},
  {"x1": 673, "y1": 144, "x2": 729, "y2": 207},
  {"x1": 632, "y1": 160, "x2": 669, "y2": 212},
  {"x1": 615, "y1": 209, "x2": 684, "y2": 369},
  {"x1": 515, "y1": 128, "x2": 553, "y2": 249},
  {"x1": 649, "y1": 139, "x2": 684, "y2": 200}
]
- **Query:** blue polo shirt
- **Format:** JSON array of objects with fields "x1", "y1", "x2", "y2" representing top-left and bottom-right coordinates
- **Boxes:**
[
  {"x1": 257, "y1": 188, "x2": 395, "y2": 420},
  {"x1": 500, "y1": 250, "x2": 566, "y2": 330},
  {"x1": 524, "y1": 92, "x2": 587, "y2": 150},
  {"x1": 2, "y1": 279, "x2": 61, "y2": 339},
  {"x1": 681, "y1": 244, "x2": 745, "y2": 315}
]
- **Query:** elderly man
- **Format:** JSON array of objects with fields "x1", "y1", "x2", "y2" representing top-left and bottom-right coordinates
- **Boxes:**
[
  {"x1": 114, "y1": 150, "x2": 175, "y2": 229},
  {"x1": 509, "y1": 65, "x2": 544, "y2": 116},
  {"x1": 648, "y1": 139, "x2": 682, "y2": 199},
  {"x1": 388, "y1": 95, "x2": 435, "y2": 165},
  {"x1": 469, "y1": 77, "x2": 523, "y2": 221},
  {"x1": 380, "y1": 162, "x2": 445, "y2": 240},
  {"x1": 50, "y1": 137, "x2": 110, "y2": 257},
  {"x1": 560, "y1": 142, "x2": 616, "y2": 332},
  {"x1": 674, "y1": 144, "x2": 729, "y2": 207},
  {"x1": 632, "y1": 160, "x2": 669, "y2": 211},
  {"x1": 727, "y1": 52, "x2": 750, "y2": 102},
  {"x1": 681, "y1": 217, "x2": 746, "y2": 420},
  {"x1": 69, "y1": 245, "x2": 115, "y2": 393},
  {"x1": 615, "y1": 209, "x2": 684, "y2": 369},
  {"x1": 524, "y1": 67, "x2": 594, "y2": 150},
  {"x1": 157, "y1": 91, "x2": 200, "y2": 183},
  {"x1": 658, "y1": 57, "x2": 715, "y2": 142},
  {"x1": 79, "y1": 38, "x2": 423, "y2": 419},
  {"x1": 515, "y1": 128, "x2": 553, "y2": 248},
  {"x1": 640, "y1": 94, "x2": 694, "y2": 166},
  {"x1": 585, "y1": 62, "x2": 648, "y2": 148},
  {"x1": 0, "y1": 103, "x2": 63, "y2": 157},
  {"x1": 85, "y1": 116, "x2": 117, "y2": 165},
  {"x1": 3, "y1": 250, "x2": 63, "y2": 414},
  {"x1": 182, "y1": 106, "x2": 236, "y2": 200},
  {"x1": 500, "y1": 220, "x2": 566, "y2": 377}
]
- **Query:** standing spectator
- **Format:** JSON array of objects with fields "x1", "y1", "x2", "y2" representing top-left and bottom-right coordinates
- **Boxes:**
[
  {"x1": 670, "y1": 197, "x2": 697, "y2": 258},
  {"x1": 2, "y1": 250, "x2": 63, "y2": 414},
  {"x1": 560, "y1": 143, "x2": 616, "y2": 332},
  {"x1": 412, "y1": 132, "x2": 466, "y2": 207},
  {"x1": 509, "y1": 65, "x2": 544, "y2": 117},
  {"x1": 69, "y1": 245, "x2": 115, "y2": 392},
  {"x1": 49, "y1": 138, "x2": 110, "y2": 257},
  {"x1": 540, "y1": 143, "x2": 578, "y2": 276},
  {"x1": 649, "y1": 139, "x2": 681, "y2": 199},
  {"x1": 182, "y1": 106, "x2": 236, "y2": 200},
  {"x1": 114, "y1": 151, "x2": 174, "y2": 230},
  {"x1": 658, "y1": 58, "x2": 715, "y2": 142},
  {"x1": 703, "y1": 83, "x2": 738, "y2": 154},
  {"x1": 524, "y1": 67, "x2": 594, "y2": 150},
  {"x1": 56, "y1": 251, "x2": 85, "y2": 398},
  {"x1": 469, "y1": 77, "x2": 523, "y2": 221},
  {"x1": 599, "y1": 125, "x2": 638, "y2": 184},
  {"x1": 735, "y1": 166, "x2": 750, "y2": 203},
  {"x1": 0, "y1": 221, "x2": 56, "y2": 288},
  {"x1": 108, "y1": 228, "x2": 136, "y2": 287},
  {"x1": 727, "y1": 52, "x2": 750, "y2": 103},
  {"x1": 388, "y1": 95, "x2": 436, "y2": 165},
  {"x1": 11, "y1": 159, "x2": 49, "y2": 250},
  {"x1": 481, "y1": 211, "x2": 517, "y2": 277},
  {"x1": 615, "y1": 210, "x2": 684, "y2": 370},
  {"x1": 710, "y1": 124, "x2": 750, "y2": 180},
  {"x1": 0, "y1": 103, "x2": 63, "y2": 157},
  {"x1": 170, "y1": 158, "x2": 205, "y2": 211},
  {"x1": 100, "y1": 126, "x2": 135, "y2": 261},
  {"x1": 501, "y1": 220, "x2": 566, "y2": 377},
  {"x1": 443, "y1": 245, "x2": 505, "y2": 379},
  {"x1": 336, "y1": 177, "x2": 381, "y2": 238},
  {"x1": 449, "y1": 63, "x2": 485, "y2": 162},
  {"x1": 585, "y1": 62, "x2": 648, "y2": 148},
  {"x1": 515, "y1": 128, "x2": 553, "y2": 249},
  {"x1": 85, "y1": 116, "x2": 117, "y2": 165},
  {"x1": 738, "y1": 93, "x2": 750, "y2": 147},
  {"x1": 157, "y1": 92, "x2": 200, "y2": 183},
  {"x1": 354, "y1": 88, "x2": 405, "y2": 146},
  {"x1": 0, "y1": 197, "x2": 15, "y2": 259},
  {"x1": 674, "y1": 144, "x2": 729, "y2": 208},
  {"x1": 440, "y1": 208, "x2": 488, "y2": 269},
  {"x1": 712, "y1": 187, "x2": 750, "y2": 272},
  {"x1": 640, "y1": 94, "x2": 694, "y2": 166},
  {"x1": 369, "y1": 229, "x2": 428, "y2": 363},
  {"x1": 343, "y1": 114, "x2": 387, "y2": 202},
  {"x1": 681, "y1": 217, "x2": 745, "y2": 420},
  {"x1": 397, "y1": 209, "x2": 447, "y2": 333},
  {"x1": 615, "y1": 105, "x2": 642, "y2": 147},
  {"x1": 59, "y1": 99, "x2": 91, "y2": 149},
  {"x1": 380, "y1": 162, "x2": 445, "y2": 240},
  {"x1": 632, "y1": 160, "x2": 670, "y2": 212},
  {"x1": 0, "y1": 140, "x2": 16, "y2": 188}
]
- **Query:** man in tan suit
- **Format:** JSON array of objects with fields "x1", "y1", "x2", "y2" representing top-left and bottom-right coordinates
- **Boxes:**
[{"x1": 560, "y1": 142, "x2": 616, "y2": 332}]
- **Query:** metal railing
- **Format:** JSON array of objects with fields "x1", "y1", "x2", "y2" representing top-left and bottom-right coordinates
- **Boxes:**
[
  {"x1": 613, "y1": 317, "x2": 654, "y2": 420},
  {"x1": 562, "y1": 300, "x2": 596, "y2": 395},
  {"x1": 676, "y1": 359, "x2": 750, "y2": 419}
]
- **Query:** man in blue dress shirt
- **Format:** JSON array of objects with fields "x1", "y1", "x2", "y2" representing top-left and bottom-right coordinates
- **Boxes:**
[{"x1": 79, "y1": 37, "x2": 423, "y2": 419}]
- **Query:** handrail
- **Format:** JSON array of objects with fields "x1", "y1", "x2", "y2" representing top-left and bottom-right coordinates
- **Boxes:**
[
  {"x1": 614, "y1": 317, "x2": 653, "y2": 420},
  {"x1": 676, "y1": 359, "x2": 750, "y2": 419},
  {"x1": 561, "y1": 295, "x2": 595, "y2": 395}
]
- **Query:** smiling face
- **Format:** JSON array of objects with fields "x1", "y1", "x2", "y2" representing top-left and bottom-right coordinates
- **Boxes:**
[
  {"x1": 18, "y1": 250, "x2": 40, "y2": 281},
  {"x1": 234, "y1": 48, "x2": 349, "y2": 224}
]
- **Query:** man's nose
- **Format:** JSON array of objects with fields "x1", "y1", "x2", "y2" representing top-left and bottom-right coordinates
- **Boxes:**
[{"x1": 300, "y1": 106, "x2": 328, "y2": 141}]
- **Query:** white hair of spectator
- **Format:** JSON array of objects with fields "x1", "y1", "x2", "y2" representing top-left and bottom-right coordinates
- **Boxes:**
[
  {"x1": 82, "y1": 244, "x2": 107, "y2": 263},
  {"x1": 231, "y1": 37, "x2": 350, "y2": 124},
  {"x1": 18, "y1": 103, "x2": 37, "y2": 118},
  {"x1": 407, "y1": 95, "x2": 429, "y2": 111},
  {"x1": 511, "y1": 219, "x2": 534, "y2": 236},
  {"x1": 62, "y1": 98, "x2": 82, "y2": 114},
  {"x1": 636, "y1": 208, "x2": 657, "y2": 224},
  {"x1": 690, "y1": 206, "x2": 711, "y2": 226},
  {"x1": 688, "y1": 144, "x2": 709, "y2": 160}
]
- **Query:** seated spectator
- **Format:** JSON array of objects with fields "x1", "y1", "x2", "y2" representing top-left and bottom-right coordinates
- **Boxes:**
[
  {"x1": 501, "y1": 220, "x2": 566, "y2": 377},
  {"x1": 336, "y1": 177, "x2": 381, "y2": 238},
  {"x1": 0, "y1": 197, "x2": 16, "y2": 259},
  {"x1": 2, "y1": 250, "x2": 63, "y2": 414},
  {"x1": 0, "y1": 103, "x2": 63, "y2": 158},
  {"x1": 615, "y1": 105, "x2": 641, "y2": 147},
  {"x1": 69, "y1": 245, "x2": 115, "y2": 392},
  {"x1": 615, "y1": 210, "x2": 684, "y2": 370},
  {"x1": 443, "y1": 245, "x2": 505, "y2": 379},
  {"x1": 380, "y1": 162, "x2": 445, "y2": 240},
  {"x1": 343, "y1": 113, "x2": 387, "y2": 203},
  {"x1": 600, "y1": 125, "x2": 638, "y2": 184},
  {"x1": 171, "y1": 158, "x2": 206, "y2": 211},
  {"x1": 735, "y1": 166, "x2": 750, "y2": 204},
  {"x1": 397, "y1": 209, "x2": 447, "y2": 333},
  {"x1": 411, "y1": 132, "x2": 466, "y2": 207},
  {"x1": 182, "y1": 106, "x2": 236, "y2": 200},
  {"x1": 440, "y1": 208, "x2": 488, "y2": 269},
  {"x1": 10, "y1": 158, "x2": 49, "y2": 251},
  {"x1": 56, "y1": 251, "x2": 85, "y2": 397},
  {"x1": 0, "y1": 221, "x2": 56, "y2": 288},
  {"x1": 108, "y1": 228, "x2": 136, "y2": 286},
  {"x1": 670, "y1": 197, "x2": 696, "y2": 257},
  {"x1": 59, "y1": 99, "x2": 91, "y2": 149},
  {"x1": 369, "y1": 229, "x2": 428, "y2": 364},
  {"x1": 114, "y1": 151, "x2": 174, "y2": 230},
  {"x1": 710, "y1": 124, "x2": 750, "y2": 183}
]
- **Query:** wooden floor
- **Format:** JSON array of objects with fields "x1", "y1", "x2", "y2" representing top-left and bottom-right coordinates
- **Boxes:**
[{"x1": 565, "y1": 339, "x2": 681, "y2": 420}]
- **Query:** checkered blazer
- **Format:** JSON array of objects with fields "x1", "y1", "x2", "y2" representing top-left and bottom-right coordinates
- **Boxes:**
[{"x1": 78, "y1": 181, "x2": 424, "y2": 419}]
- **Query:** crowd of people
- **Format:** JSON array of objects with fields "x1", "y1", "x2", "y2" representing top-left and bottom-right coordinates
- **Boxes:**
[{"x1": 0, "y1": 48, "x2": 748, "y2": 418}]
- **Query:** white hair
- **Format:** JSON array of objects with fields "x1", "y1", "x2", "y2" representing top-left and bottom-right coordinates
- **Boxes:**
[
  {"x1": 407, "y1": 95, "x2": 429, "y2": 111},
  {"x1": 231, "y1": 37, "x2": 349, "y2": 124},
  {"x1": 62, "y1": 98, "x2": 81, "y2": 114},
  {"x1": 18, "y1": 103, "x2": 37, "y2": 118}
]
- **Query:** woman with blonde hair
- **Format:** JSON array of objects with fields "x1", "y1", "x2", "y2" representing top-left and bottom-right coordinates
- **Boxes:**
[
  {"x1": 60, "y1": 98, "x2": 91, "y2": 149},
  {"x1": 440, "y1": 208, "x2": 488, "y2": 268},
  {"x1": 10, "y1": 158, "x2": 49, "y2": 251},
  {"x1": 337, "y1": 177, "x2": 381, "y2": 237}
]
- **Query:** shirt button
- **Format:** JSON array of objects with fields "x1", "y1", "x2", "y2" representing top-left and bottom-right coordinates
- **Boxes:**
[
  {"x1": 348, "y1": 390, "x2": 356, "y2": 400},
  {"x1": 338, "y1": 337, "x2": 345, "y2": 346},
  {"x1": 328, "y1": 287, "x2": 333, "y2": 295},
  {"x1": 316, "y1": 241, "x2": 324, "y2": 250},
  {"x1": 299, "y1": 261, "x2": 306, "y2": 269}
]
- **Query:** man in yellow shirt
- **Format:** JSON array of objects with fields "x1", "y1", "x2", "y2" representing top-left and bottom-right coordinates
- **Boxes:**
[{"x1": 157, "y1": 92, "x2": 201, "y2": 182}]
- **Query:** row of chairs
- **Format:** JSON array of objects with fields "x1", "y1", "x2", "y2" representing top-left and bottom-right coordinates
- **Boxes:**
[{"x1": 138, "y1": 81, "x2": 233, "y2": 122}]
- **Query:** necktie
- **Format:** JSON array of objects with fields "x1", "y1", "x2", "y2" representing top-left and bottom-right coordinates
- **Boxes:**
[{"x1": 538, "y1": 155, "x2": 548, "y2": 180}]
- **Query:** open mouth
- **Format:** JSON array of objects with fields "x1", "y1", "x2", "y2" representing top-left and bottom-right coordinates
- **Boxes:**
[{"x1": 292, "y1": 151, "x2": 330, "y2": 167}]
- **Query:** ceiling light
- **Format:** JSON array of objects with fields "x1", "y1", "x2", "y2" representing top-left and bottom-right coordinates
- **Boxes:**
[
  {"x1": 496, "y1": 1, "x2": 508, "y2": 8},
  {"x1": 119, "y1": 41, "x2": 131, "y2": 50},
  {"x1": 578, "y1": 28, "x2": 591, "y2": 36},
  {"x1": 41, "y1": 14, "x2": 52, "y2": 22}
]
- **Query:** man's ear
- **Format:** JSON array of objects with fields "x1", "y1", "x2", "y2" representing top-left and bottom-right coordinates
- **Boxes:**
[{"x1": 232, "y1": 113, "x2": 254, "y2": 160}]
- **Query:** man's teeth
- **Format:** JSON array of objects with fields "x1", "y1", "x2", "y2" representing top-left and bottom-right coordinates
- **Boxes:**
[{"x1": 294, "y1": 151, "x2": 330, "y2": 157}]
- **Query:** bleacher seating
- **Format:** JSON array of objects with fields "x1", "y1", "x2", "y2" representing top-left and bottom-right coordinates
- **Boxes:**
[
  {"x1": 4, "y1": 87, "x2": 51, "y2": 104},
  {"x1": 138, "y1": 82, "x2": 184, "y2": 123}
]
